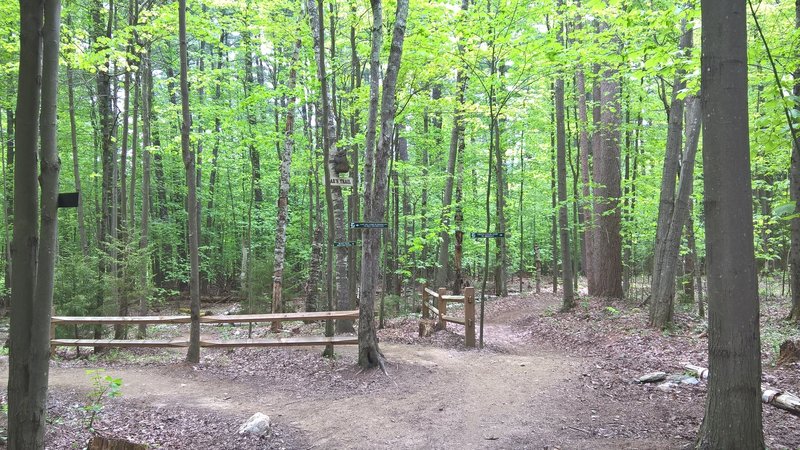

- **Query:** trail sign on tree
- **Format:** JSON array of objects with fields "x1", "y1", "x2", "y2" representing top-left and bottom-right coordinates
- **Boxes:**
[
  {"x1": 471, "y1": 232, "x2": 505, "y2": 238},
  {"x1": 350, "y1": 222, "x2": 388, "y2": 229}
]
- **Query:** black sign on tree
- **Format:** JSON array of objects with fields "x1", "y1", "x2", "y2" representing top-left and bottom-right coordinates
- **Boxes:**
[
  {"x1": 471, "y1": 232, "x2": 505, "y2": 239},
  {"x1": 57, "y1": 192, "x2": 79, "y2": 208},
  {"x1": 350, "y1": 222, "x2": 388, "y2": 229},
  {"x1": 334, "y1": 241, "x2": 358, "y2": 247}
]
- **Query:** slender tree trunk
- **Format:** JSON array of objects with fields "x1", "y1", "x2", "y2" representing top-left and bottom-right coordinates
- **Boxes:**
[
  {"x1": 555, "y1": 73, "x2": 574, "y2": 309},
  {"x1": 359, "y1": 0, "x2": 408, "y2": 368},
  {"x1": 271, "y1": 40, "x2": 301, "y2": 331},
  {"x1": 649, "y1": 96, "x2": 701, "y2": 328},
  {"x1": 179, "y1": 0, "x2": 201, "y2": 363},
  {"x1": 67, "y1": 66, "x2": 88, "y2": 256},
  {"x1": 308, "y1": 0, "x2": 352, "y2": 337},
  {"x1": 695, "y1": 0, "x2": 763, "y2": 444},
  {"x1": 650, "y1": 22, "x2": 692, "y2": 318},
  {"x1": 137, "y1": 49, "x2": 153, "y2": 338}
]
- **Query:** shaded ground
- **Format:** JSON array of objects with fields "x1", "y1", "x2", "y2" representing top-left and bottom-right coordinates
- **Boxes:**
[{"x1": 1, "y1": 287, "x2": 798, "y2": 449}]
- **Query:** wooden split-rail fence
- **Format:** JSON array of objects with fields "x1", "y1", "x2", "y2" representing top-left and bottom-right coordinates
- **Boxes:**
[
  {"x1": 49, "y1": 310, "x2": 359, "y2": 352},
  {"x1": 421, "y1": 285, "x2": 476, "y2": 348}
]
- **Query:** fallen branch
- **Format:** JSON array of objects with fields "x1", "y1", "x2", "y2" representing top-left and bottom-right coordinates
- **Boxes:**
[{"x1": 683, "y1": 363, "x2": 800, "y2": 417}]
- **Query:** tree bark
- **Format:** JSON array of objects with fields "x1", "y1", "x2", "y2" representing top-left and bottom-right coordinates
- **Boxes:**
[
  {"x1": 650, "y1": 22, "x2": 692, "y2": 322},
  {"x1": 271, "y1": 40, "x2": 301, "y2": 331},
  {"x1": 696, "y1": 0, "x2": 764, "y2": 445},
  {"x1": 575, "y1": 69, "x2": 593, "y2": 287},
  {"x1": 8, "y1": 0, "x2": 60, "y2": 446},
  {"x1": 592, "y1": 56, "x2": 623, "y2": 299},
  {"x1": 137, "y1": 49, "x2": 153, "y2": 338},
  {"x1": 555, "y1": 73, "x2": 574, "y2": 309},
  {"x1": 789, "y1": 0, "x2": 800, "y2": 321},
  {"x1": 649, "y1": 95, "x2": 701, "y2": 328},
  {"x1": 359, "y1": 0, "x2": 409, "y2": 369},
  {"x1": 178, "y1": 0, "x2": 201, "y2": 363},
  {"x1": 67, "y1": 66, "x2": 88, "y2": 256}
]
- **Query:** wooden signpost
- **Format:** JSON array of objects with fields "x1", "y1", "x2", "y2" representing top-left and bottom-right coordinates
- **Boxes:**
[
  {"x1": 470, "y1": 232, "x2": 504, "y2": 238},
  {"x1": 350, "y1": 222, "x2": 388, "y2": 229}
]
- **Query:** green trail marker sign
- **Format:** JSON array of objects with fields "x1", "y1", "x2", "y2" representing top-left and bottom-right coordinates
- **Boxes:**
[
  {"x1": 471, "y1": 232, "x2": 505, "y2": 238},
  {"x1": 350, "y1": 222, "x2": 388, "y2": 229},
  {"x1": 334, "y1": 241, "x2": 358, "y2": 247}
]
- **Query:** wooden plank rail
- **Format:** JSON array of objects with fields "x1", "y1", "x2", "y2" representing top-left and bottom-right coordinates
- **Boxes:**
[
  {"x1": 50, "y1": 310, "x2": 361, "y2": 352},
  {"x1": 419, "y1": 284, "x2": 475, "y2": 348},
  {"x1": 51, "y1": 315, "x2": 192, "y2": 325}
]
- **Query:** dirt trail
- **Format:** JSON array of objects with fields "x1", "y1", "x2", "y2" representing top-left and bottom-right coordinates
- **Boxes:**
[{"x1": 1, "y1": 294, "x2": 674, "y2": 449}]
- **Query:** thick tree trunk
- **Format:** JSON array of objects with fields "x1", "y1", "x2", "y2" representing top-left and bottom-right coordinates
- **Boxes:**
[
  {"x1": 179, "y1": 0, "x2": 201, "y2": 364},
  {"x1": 8, "y1": 0, "x2": 60, "y2": 446},
  {"x1": 359, "y1": 0, "x2": 409, "y2": 369},
  {"x1": 649, "y1": 96, "x2": 701, "y2": 328},
  {"x1": 696, "y1": 0, "x2": 764, "y2": 445},
  {"x1": 271, "y1": 40, "x2": 301, "y2": 331},
  {"x1": 789, "y1": 0, "x2": 800, "y2": 322},
  {"x1": 592, "y1": 61, "x2": 624, "y2": 299}
]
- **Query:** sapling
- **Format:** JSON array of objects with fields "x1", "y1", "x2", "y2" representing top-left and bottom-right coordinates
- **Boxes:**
[{"x1": 82, "y1": 369, "x2": 122, "y2": 431}]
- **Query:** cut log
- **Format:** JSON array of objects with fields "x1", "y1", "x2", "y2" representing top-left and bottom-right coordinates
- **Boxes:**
[
  {"x1": 762, "y1": 388, "x2": 800, "y2": 417},
  {"x1": 88, "y1": 435, "x2": 148, "y2": 450},
  {"x1": 777, "y1": 339, "x2": 800, "y2": 366},
  {"x1": 684, "y1": 363, "x2": 800, "y2": 417}
]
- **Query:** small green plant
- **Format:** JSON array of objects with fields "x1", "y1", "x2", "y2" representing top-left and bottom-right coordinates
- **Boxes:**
[
  {"x1": 604, "y1": 306, "x2": 620, "y2": 316},
  {"x1": 82, "y1": 369, "x2": 122, "y2": 431}
]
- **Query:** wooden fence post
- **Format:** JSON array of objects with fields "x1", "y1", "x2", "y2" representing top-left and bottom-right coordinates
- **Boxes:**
[
  {"x1": 436, "y1": 288, "x2": 447, "y2": 331},
  {"x1": 464, "y1": 287, "x2": 475, "y2": 348},
  {"x1": 422, "y1": 284, "x2": 429, "y2": 319},
  {"x1": 50, "y1": 306, "x2": 56, "y2": 356}
]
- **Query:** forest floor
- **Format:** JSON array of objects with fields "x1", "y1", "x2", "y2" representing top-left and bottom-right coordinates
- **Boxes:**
[{"x1": 0, "y1": 285, "x2": 799, "y2": 449}]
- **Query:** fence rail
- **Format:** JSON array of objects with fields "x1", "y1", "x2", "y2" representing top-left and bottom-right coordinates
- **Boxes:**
[
  {"x1": 50, "y1": 310, "x2": 360, "y2": 350},
  {"x1": 421, "y1": 285, "x2": 475, "y2": 348}
]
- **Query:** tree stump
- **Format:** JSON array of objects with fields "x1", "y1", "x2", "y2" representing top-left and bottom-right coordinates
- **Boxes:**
[
  {"x1": 88, "y1": 435, "x2": 148, "y2": 450},
  {"x1": 777, "y1": 339, "x2": 800, "y2": 366},
  {"x1": 418, "y1": 319, "x2": 435, "y2": 337}
]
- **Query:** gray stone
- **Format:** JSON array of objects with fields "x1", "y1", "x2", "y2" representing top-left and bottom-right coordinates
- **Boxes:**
[
  {"x1": 638, "y1": 371, "x2": 668, "y2": 383},
  {"x1": 238, "y1": 412, "x2": 271, "y2": 436},
  {"x1": 680, "y1": 376, "x2": 699, "y2": 385}
]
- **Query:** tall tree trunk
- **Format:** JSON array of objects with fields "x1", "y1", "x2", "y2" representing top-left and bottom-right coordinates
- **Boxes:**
[
  {"x1": 8, "y1": 0, "x2": 60, "y2": 445},
  {"x1": 359, "y1": 0, "x2": 409, "y2": 369},
  {"x1": 695, "y1": 0, "x2": 763, "y2": 444},
  {"x1": 67, "y1": 66, "x2": 88, "y2": 256},
  {"x1": 271, "y1": 40, "x2": 301, "y2": 331},
  {"x1": 650, "y1": 22, "x2": 692, "y2": 320},
  {"x1": 137, "y1": 48, "x2": 153, "y2": 338},
  {"x1": 555, "y1": 73, "x2": 574, "y2": 308},
  {"x1": 789, "y1": 0, "x2": 800, "y2": 321},
  {"x1": 649, "y1": 96, "x2": 701, "y2": 328},
  {"x1": 592, "y1": 55, "x2": 623, "y2": 299},
  {"x1": 179, "y1": 0, "x2": 201, "y2": 363},
  {"x1": 576, "y1": 70, "x2": 593, "y2": 286},
  {"x1": 308, "y1": 0, "x2": 352, "y2": 337}
]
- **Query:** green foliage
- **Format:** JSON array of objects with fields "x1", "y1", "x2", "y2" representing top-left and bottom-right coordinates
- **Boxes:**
[{"x1": 82, "y1": 370, "x2": 123, "y2": 431}]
